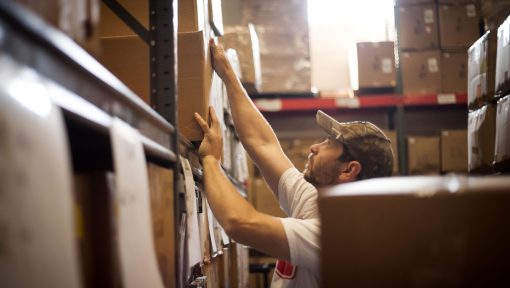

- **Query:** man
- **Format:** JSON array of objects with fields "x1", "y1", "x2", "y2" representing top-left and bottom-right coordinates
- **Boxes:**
[{"x1": 193, "y1": 40, "x2": 394, "y2": 288}]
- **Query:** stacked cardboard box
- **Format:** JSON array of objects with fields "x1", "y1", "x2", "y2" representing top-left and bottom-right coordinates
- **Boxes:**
[
  {"x1": 240, "y1": 0, "x2": 312, "y2": 93},
  {"x1": 440, "y1": 130, "x2": 468, "y2": 172},
  {"x1": 97, "y1": 1, "x2": 150, "y2": 103},
  {"x1": 407, "y1": 136, "x2": 441, "y2": 175},
  {"x1": 349, "y1": 42, "x2": 397, "y2": 92},
  {"x1": 220, "y1": 25, "x2": 262, "y2": 93},
  {"x1": 494, "y1": 95, "x2": 510, "y2": 171},
  {"x1": 468, "y1": 31, "x2": 497, "y2": 110},
  {"x1": 468, "y1": 104, "x2": 496, "y2": 173},
  {"x1": 397, "y1": 0, "x2": 480, "y2": 95}
]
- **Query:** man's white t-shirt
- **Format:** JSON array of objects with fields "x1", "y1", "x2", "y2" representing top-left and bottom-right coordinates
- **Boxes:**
[{"x1": 270, "y1": 168, "x2": 321, "y2": 288}]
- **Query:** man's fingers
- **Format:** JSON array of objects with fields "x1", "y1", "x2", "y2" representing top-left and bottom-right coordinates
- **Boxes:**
[
  {"x1": 194, "y1": 112, "x2": 209, "y2": 133},
  {"x1": 208, "y1": 106, "x2": 219, "y2": 129}
]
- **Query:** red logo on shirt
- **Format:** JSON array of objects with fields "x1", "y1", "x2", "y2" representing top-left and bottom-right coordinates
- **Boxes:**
[{"x1": 275, "y1": 260, "x2": 297, "y2": 279}]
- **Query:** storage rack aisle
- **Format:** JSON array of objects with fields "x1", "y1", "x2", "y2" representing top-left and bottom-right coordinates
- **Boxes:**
[{"x1": 0, "y1": 1, "x2": 250, "y2": 288}]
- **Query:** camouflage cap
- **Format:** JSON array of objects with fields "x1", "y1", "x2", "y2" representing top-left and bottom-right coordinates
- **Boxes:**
[{"x1": 316, "y1": 110, "x2": 394, "y2": 179}]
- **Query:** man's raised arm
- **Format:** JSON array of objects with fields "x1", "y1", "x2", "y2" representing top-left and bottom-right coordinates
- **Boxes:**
[{"x1": 210, "y1": 40, "x2": 293, "y2": 192}]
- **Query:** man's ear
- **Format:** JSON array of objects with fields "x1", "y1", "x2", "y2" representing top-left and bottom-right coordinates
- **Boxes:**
[{"x1": 338, "y1": 161, "x2": 361, "y2": 183}]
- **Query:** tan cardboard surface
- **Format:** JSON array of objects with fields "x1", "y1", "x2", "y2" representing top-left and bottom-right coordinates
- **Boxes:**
[
  {"x1": 401, "y1": 50, "x2": 442, "y2": 95},
  {"x1": 351, "y1": 42, "x2": 396, "y2": 90},
  {"x1": 407, "y1": 136, "x2": 440, "y2": 175},
  {"x1": 468, "y1": 104, "x2": 496, "y2": 173},
  {"x1": 441, "y1": 130, "x2": 468, "y2": 172},
  {"x1": 398, "y1": 4, "x2": 439, "y2": 50},
  {"x1": 178, "y1": 0, "x2": 205, "y2": 32},
  {"x1": 98, "y1": 35, "x2": 150, "y2": 104},
  {"x1": 438, "y1": 3, "x2": 480, "y2": 49},
  {"x1": 441, "y1": 51, "x2": 468, "y2": 93}
]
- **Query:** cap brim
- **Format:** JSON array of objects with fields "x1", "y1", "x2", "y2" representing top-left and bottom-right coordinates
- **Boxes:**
[{"x1": 316, "y1": 110, "x2": 342, "y2": 139}]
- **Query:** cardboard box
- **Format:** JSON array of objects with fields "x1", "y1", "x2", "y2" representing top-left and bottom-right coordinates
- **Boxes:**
[
  {"x1": 407, "y1": 136, "x2": 440, "y2": 175},
  {"x1": 253, "y1": 178, "x2": 286, "y2": 217},
  {"x1": 258, "y1": 53, "x2": 312, "y2": 93},
  {"x1": 382, "y1": 130, "x2": 400, "y2": 175},
  {"x1": 494, "y1": 95, "x2": 510, "y2": 171},
  {"x1": 397, "y1": 4, "x2": 439, "y2": 50},
  {"x1": 441, "y1": 51, "x2": 468, "y2": 93},
  {"x1": 220, "y1": 25, "x2": 262, "y2": 93},
  {"x1": 147, "y1": 164, "x2": 175, "y2": 288},
  {"x1": 99, "y1": 0, "x2": 148, "y2": 37},
  {"x1": 468, "y1": 104, "x2": 496, "y2": 173},
  {"x1": 440, "y1": 130, "x2": 468, "y2": 172},
  {"x1": 319, "y1": 175, "x2": 510, "y2": 288},
  {"x1": 349, "y1": 42, "x2": 396, "y2": 90},
  {"x1": 98, "y1": 36, "x2": 150, "y2": 104},
  {"x1": 396, "y1": 0, "x2": 434, "y2": 4},
  {"x1": 401, "y1": 50, "x2": 442, "y2": 95},
  {"x1": 178, "y1": 30, "x2": 218, "y2": 141},
  {"x1": 438, "y1": 3, "x2": 480, "y2": 49},
  {"x1": 468, "y1": 31, "x2": 497, "y2": 110},
  {"x1": 178, "y1": 0, "x2": 205, "y2": 32},
  {"x1": 495, "y1": 16, "x2": 510, "y2": 96}
]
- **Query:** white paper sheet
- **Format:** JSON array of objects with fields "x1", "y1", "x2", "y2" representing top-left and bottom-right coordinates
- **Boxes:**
[
  {"x1": 180, "y1": 156, "x2": 202, "y2": 272},
  {"x1": 0, "y1": 56, "x2": 81, "y2": 288},
  {"x1": 110, "y1": 118, "x2": 164, "y2": 288},
  {"x1": 206, "y1": 202, "x2": 218, "y2": 254}
]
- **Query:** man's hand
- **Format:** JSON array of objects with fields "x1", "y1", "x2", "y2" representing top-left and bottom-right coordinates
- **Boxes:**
[
  {"x1": 194, "y1": 106, "x2": 223, "y2": 162},
  {"x1": 210, "y1": 39, "x2": 234, "y2": 81}
]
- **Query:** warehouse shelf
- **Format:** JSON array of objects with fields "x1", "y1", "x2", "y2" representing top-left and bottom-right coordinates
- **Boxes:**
[
  {"x1": 0, "y1": 0, "x2": 177, "y2": 163},
  {"x1": 253, "y1": 93, "x2": 467, "y2": 112}
]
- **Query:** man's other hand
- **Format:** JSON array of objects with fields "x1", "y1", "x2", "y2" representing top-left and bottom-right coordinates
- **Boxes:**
[
  {"x1": 194, "y1": 106, "x2": 223, "y2": 162},
  {"x1": 210, "y1": 39, "x2": 232, "y2": 80}
]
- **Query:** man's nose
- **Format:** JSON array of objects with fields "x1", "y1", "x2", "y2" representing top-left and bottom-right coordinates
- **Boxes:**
[{"x1": 310, "y1": 143, "x2": 319, "y2": 154}]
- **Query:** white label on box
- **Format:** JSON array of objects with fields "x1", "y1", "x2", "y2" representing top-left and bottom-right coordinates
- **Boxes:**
[
  {"x1": 425, "y1": 26, "x2": 432, "y2": 34},
  {"x1": 428, "y1": 58, "x2": 439, "y2": 73},
  {"x1": 335, "y1": 97, "x2": 360, "y2": 108},
  {"x1": 110, "y1": 118, "x2": 164, "y2": 288},
  {"x1": 424, "y1": 9, "x2": 434, "y2": 23},
  {"x1": 0, "y1": 59, "x2": 81, "y2": 288},
  {"x1": 466, "y1": 4, "x2": 476, "y2": 17},
  {"x1": 255, "y1": 99, "x2": 282, "y2": 111},
  {"x1": 382, "y1": 58, "x2": 393, "y2": 73},
  {"x1": 437, "y1": 93, "x2": 457, "y2": 104}
]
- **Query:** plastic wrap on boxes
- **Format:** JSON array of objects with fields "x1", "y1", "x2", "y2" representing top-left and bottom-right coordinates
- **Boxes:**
[
  {"x1": 468, "y1": 31, "x2": 497, "y2": 110},
  {"x1": 495, "y1": 16, "x2": 510, "y2": 96},
  {"x1": 494, "y1": 95, "x2": 510, "y2": 171},
  {"x1": 259, "y1": 53, "x2": 312, "y2": 93},
  {"x1": 240, "y1": 0, "x2": 309, "y2": 34},
  {"x1": 220, "y1": 24, "x2": 261, "y2": 93},
  {"x1": 468, "y1": 104, "x2": 496, "y2": 173}
]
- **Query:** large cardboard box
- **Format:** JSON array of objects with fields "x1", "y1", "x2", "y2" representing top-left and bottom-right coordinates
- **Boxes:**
[
  {"x1": 438, "y1": 3, "x2": 480, "y2": 49},
  {"x1": 407, "y1": 136, "x2": 440, "y2": 175},
  {"x1": 349, "y1": 42, "x2": 396, "y2": 90},
  {"x1": 468, "y1": 104, "x2": 496, "y2": 173},
  {"x1": 178, "y1": 0, "x2": 205, "y2": 32},
  {"x1": 98, "y1": 36, "x2": 150, "y2": 104},
  {"x1": 441, "y1": 51, "x2": 468, "y2": 93},
  {"x1": 253, "y1": 178, "x2": 286, "y2": 217},
  {"x1": 99, "y1": 0, "x2": 147, "y2": 37},
  {"x1": 440, "y1": 130, "x2": 468, "y2": 172},
  {"x1": 494, "y1": 95, "x2": 510, "y2": 172},
  {"x1": 495, "y1": 16, "x2": 510, "y2": 96},
  {"x1": 259, "y1": 53, "x2": 312, "y2": 93},
  {"x1": 468, "y1": 31, "x2": 497, "y2": 110},
  {"x1": 401, "y1": 50, "x2": 442, "y2": 95},
  {"x1": 397, "y1": 4, "x2": 439, "y2": 50},
  {"x1": 220, "y1": 25, "x2": 262, "y2": 93},
  {"x1": 147, "y1": 164, "x2": 175, "y2": 288},
  {"x1": 319, "y1": 176, "x2": 510, "y2": 288},
  {"x1": 178, "y1": 30, "x2": 217, "y2": 141}
]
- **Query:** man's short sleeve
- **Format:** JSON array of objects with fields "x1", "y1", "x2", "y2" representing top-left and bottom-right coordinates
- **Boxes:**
[
  {"x1": 277, "y1": 168, "x2": 318, "y2": 219},
  {"x1": 280, "y1": 217, "x2": 320, "y2": 275}
]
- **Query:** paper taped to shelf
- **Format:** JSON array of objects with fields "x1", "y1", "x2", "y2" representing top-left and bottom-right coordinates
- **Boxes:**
[
  {"x1": 180, "y1": 156, "x2": 202, "y2": 272},
  {"x1": 110, "y1": 118, "x2": 164, "y2": 288},
  {"x1": 0, "y1": 58, "x2": 81, "y2": 288}
]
